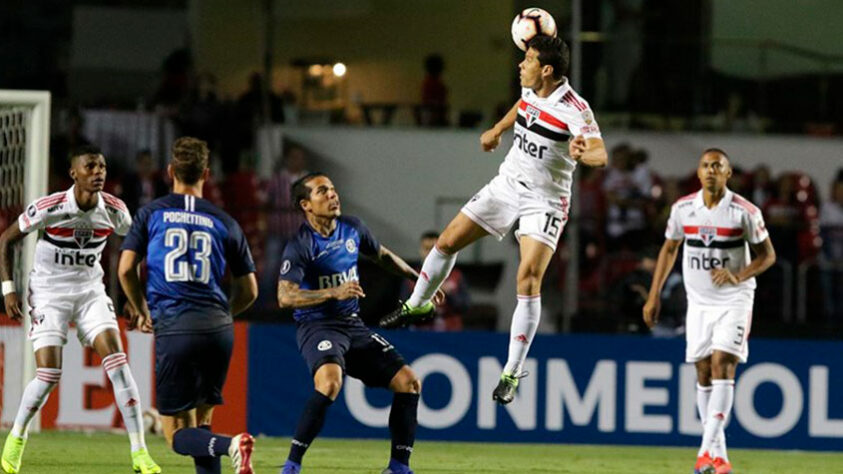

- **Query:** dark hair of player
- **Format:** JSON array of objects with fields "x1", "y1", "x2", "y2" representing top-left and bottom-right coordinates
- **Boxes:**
[
  {"x1": 702, "y1": 147, "x2": 730, "y2": 160},
  {"x1": 69, "y1": 145, "x2": 103, "y2": 165},
  {"x1": 528, "y1": 36, "x2": 569, "y2": 80},
  {"x1": 171, "y1": 136, "x2": 209, "y2": 185},
  {"x1": 421, "y1": 231, "x2": 440, "y2": 240},
  {"x1": 290, "y1": 171, "x2": 328, "y2": 213}
]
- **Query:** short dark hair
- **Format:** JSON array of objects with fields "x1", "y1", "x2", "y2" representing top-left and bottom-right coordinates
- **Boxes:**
[
  {"x1": 528, "y1": 36, "x2": 569, "y2": 80},
  {"x1": 421, "y1": 231, "x2": 440, "y2": 241},
  {"x1": 70, "y1": 145, "x2": 103, "y2": 165},
  {"x1": 290, "y1": 172, "x2": 327, "y2": 213},
  {"x1": 171, "y1": 137, "x2": 209, "y2": 184},
  {"x1": 702, "y1": 147, "x2": 730, "y2": 160}
]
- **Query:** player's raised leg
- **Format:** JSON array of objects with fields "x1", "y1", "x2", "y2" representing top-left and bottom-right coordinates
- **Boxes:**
[
  {"x1": 381, "y1": 366, "x2": 421, "y2": 474},
  {"x1": 494, "y1": 235, "x2": 555, "y2": 405},
  {"x1": 90, "y1": 329, "x2": 160, "y2": 474},
  {"x1": 282, "y1": 363, "x2": 343, "y2": 474},
  {"x1": 1, "y1": 347, "x2": 62, "y2": 474},
  {"x1": 379, "y1": 212, "x2": 487, "y2": 328}
]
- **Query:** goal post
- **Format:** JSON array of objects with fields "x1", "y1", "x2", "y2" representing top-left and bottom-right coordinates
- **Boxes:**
[{"x1": 0, "y1": 90, "x2": 50, "y2": 430}]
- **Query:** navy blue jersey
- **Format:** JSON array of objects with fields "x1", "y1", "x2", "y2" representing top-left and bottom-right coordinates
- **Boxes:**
[
  {"x1": 279, "y1": 216, "x2": 379, "y2": 322},
  {"x1": 122, "y1": 193, "x2": 256, "y2": 334}
]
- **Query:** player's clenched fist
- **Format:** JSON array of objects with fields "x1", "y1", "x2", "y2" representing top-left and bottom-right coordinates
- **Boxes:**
[
  {"x1": 711, "y1": 268, "x2": 739, "y2": 286},
  {"x1": 4, "y1": 293, "x2": 22, "y2": 321},
  {"x1": 480, "y1": 129, "x2": 502, "y2": 152},
  {"x1": 642, "y1": 296, "x2": 660, "y2": 328},
  {"x1": 568, "y1": 135, "x2": 587, "y2": 160},
  {"x1": 332, "y1": 280, "x2": 366, "y2": 300}
]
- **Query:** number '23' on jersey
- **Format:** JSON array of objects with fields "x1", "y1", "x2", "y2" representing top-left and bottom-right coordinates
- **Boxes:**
[{"x1": 121, "y1": 193, "x2": 255, "y2": 330}]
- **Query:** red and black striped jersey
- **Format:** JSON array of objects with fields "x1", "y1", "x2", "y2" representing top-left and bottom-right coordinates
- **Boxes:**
[
  {"x1": 19, "y1": 186, "x2": 132, "y2": 288},
  {"x1": 499, "y1": 81, "x2": 602, "y2": 197},
  {"x1": 665, "y1": 188, "x2": 769, "y2": 307}
]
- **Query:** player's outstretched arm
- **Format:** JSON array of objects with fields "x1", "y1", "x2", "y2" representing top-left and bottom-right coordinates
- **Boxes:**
[
  {"x1": 0, "y1": 221, "x2": 26, "y2": 320},
  {"x1": 117, "y1": 250, "x2": 153, "y2": 332},
  {"x1": 230, "y1": 273, "x2": 258, "y2": 316},
  {"x1": 277, "y1": 279, "x2": 365, "y2": 309},
  {"x1": 481, "y1": 100, "x2": 521, "y2": 152},
  {"x1": 643, "y1": 238, "x2": 682, "y2": 328}
]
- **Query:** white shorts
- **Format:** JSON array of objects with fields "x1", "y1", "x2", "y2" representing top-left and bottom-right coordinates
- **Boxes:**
[
  {"x1": 461, "y1": 174, "x2": 569, "y2": 251},
  {"x1": 685, "y1": 304, "x2": 752, "y2": 363},
  {"x1": 27, "y1": 283, "x2": 119, "y2": 351}
]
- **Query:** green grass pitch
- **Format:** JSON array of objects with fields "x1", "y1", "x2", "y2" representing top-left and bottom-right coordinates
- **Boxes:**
[{"x1": 3, "y1": 431, "x2": 842, "y2": 473}]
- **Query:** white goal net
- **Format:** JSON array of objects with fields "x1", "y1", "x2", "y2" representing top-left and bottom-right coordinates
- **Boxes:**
[{"x1": 0, "y1": 90, "x2": 50, "y2": 429}]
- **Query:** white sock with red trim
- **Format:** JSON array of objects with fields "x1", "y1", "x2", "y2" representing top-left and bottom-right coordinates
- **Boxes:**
[
  {"x1": 700, "y1": 379, "x2": 734, "y2": 458},
  {"x1": 503, "y1": 295, "x2": 541, "y2": 375},
  {"x1": 103, "y1": 352, "x2": 146, "y2": 452},
  {"x1": 407, "y1": 246, "x2": 457, "y2": 308},
  {"x1": 11, "y1": 368, "x2": 61, "y2": 438}
]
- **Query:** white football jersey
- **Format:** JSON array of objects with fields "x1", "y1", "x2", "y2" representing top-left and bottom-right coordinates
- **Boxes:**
[
  {"x1": 665, "y1": 188, "x2": 769, "y2": 307},
  {"x1": 498, "y1": 81, "x2": 602, "y2": 197},
  {"x1": 18, "y1": 186, "x2": 132, "y2": 289}
]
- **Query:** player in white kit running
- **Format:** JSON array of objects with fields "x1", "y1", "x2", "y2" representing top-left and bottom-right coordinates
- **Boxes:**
[
  {"x1": 379, "y1": 36, "x2": 608, "y2": 404},
  {"x1": 0, "y1": 147, "x2": 160, "y2": 474},
  {"x1": 643, "y1": 149, "x2": 776, "y2": 474}
]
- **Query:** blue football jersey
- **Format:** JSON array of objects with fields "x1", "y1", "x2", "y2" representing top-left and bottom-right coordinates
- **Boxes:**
[
  {"x1": 279, "y1": 216, "x2": 379, "y2": 322},
  {"x1": 121, "y1": 193, "x2": 256, "y2": 334}
]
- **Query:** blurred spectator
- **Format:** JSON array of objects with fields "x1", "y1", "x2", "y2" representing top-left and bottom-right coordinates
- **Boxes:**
[
  {"x1": 712, "y1": 92, "x2": 764, "y2": 133},
  {"x1": 603, "y1": 143, "x2": 648, "y2": 250},
  {"x1": 608, "y1": 248, "x2": 655, "y2": 333},
  {"x1": 750, "y1": 165, "x2": 774, "y2": 206},
  {"x1": 236, "y1": 72, "x2": 285, "y2": 145},
  {"x1": 152, "y1": 48, "x2": 194, "y2": 115},
  {"x1": 400, "y1": 231, "x2": 468, "y2": 331},
  {"x1": 259, "y1": 144, "x2": 310, "y2": 308},
  {"x1": 182, "y1": 72, "x2": 224, "y2": 144},
  {"x1": 119, "y1": 149, "x2": 168, "y2": 214},
  {"x1": 819, "y1": 173, "x2": 843, "y2": 320},
  {"x1": 763, "y1": 174, "x2": 811, "y2": 265},
  {"x1": 602, "y1": 0, "x2": 644, "y2": 109},
  {"x1": 417, "y1": 54, "x2": 449, "y2": 127},
  {"x1": 728, "y1": 166, "x2": 752, "y2": 197}
]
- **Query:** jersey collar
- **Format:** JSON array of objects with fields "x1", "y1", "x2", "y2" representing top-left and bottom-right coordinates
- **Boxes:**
[
  {"x1": 693, "y1": 187, "x2": 734, "y2": 210},
  {"x1": 531, "y1": 77, "x2": 570, "y2": 103},
  {"x1": 64, "y1": 185, "x2": 105, "y2": 214}
]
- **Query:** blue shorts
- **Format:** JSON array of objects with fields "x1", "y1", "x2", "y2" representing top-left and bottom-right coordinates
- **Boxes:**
[
  {"x1": 296, "y1": 316, "x2": 406, "y2": 388},
  {"x1": 154, "y1": 326, "x2": 234, "y2": 415}
]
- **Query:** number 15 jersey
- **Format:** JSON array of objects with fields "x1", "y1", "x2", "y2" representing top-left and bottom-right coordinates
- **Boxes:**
[{"x1": 121, "y1": 193, "x2": 255, "y2": 335}]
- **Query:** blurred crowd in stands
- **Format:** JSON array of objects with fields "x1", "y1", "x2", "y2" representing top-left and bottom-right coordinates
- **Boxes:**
[{"x1": 15, "y1": 98, "x2": 842, "y2": 340}]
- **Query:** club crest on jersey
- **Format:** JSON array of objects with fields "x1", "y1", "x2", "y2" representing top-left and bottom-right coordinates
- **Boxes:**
[
  {"x1": 699, "y1": 226, "x2": 716, "y2": 246},
  {"x1": 74, "y1": 227, "x2": 93, "y2": 248},
  {"x1": 525, "y1": 105, "x2": 541, "y2": 127},
  {"x1": 317, "y1": 340, "x2": 333, "y2": 351},
  {"x1": 26, "y1": 204, "x2": 37, "y2": 217},
  {"x1": 345, "y1": 238, "x2": 357, "y2": 254}
]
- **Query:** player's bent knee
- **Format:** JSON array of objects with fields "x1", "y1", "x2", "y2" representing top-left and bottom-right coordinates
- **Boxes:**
[{"x1": 391, "y1": 366, "x2": 421, "y2": 394}]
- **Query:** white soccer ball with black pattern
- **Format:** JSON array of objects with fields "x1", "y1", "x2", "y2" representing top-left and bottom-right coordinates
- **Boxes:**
[{"x1": 511, "y1": 7, "x2": 558, "y2": 51}]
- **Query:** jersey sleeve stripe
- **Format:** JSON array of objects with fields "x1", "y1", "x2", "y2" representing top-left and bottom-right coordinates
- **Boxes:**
[
  {"x1": 731, "y1": 195, "x2": 758, "y2": 215},
  {"x1": 102, "y1": 193, "x2": 128, "y2": 211},
  {"x1": 562, "y1": 92, "x2": 587, "y2": 111},
  {"x1": 676, "y1": 192, "x2": 697, "y2": 203},
  {"x1": 36, "y1": 195, "x2": 67, "y2": 209}
]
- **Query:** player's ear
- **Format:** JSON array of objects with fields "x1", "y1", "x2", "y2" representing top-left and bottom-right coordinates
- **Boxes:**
[
  {"x1": 201, "y1": 167, "x2": 210, "y2": 181},
  {"x1": 166, "y1": 164, "x2": 174, "y2": 181}
]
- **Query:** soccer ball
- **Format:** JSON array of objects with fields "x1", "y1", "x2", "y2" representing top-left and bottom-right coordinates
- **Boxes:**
[
  {"x1": 511, "y1": 7, "x2": 558, "y2": 51},
  {"x1": 142, "y1": 408, "x2": 163, "y2": 435}
]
